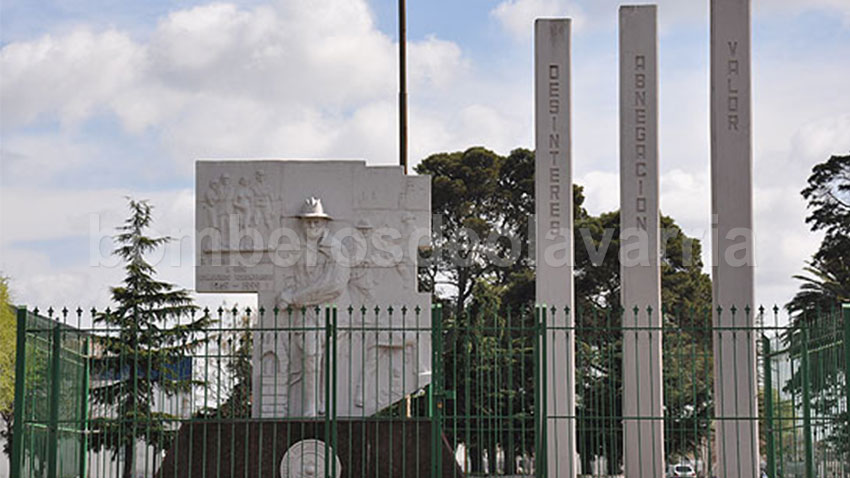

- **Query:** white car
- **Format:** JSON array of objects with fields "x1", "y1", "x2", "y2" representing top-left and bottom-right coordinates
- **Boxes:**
[{"x1": 667, "y1": 464, "x2": 697, "y2": 478}]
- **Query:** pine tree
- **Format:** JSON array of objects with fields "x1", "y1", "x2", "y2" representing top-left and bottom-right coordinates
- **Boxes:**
[{"x1": 89, "y1": 199, "x2": 213, "y2": 478}]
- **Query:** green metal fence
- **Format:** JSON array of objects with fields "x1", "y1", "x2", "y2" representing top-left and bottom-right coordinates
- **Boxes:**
[
  {"x1": 761, "y1": 305, "x2": 849, "y2": 478},
  {"x1": 10, "y1": 303, "x2": 849, "y2": 478},
  {"x1": 12, "y1": 308, "x2": 89, "y2": 478}
]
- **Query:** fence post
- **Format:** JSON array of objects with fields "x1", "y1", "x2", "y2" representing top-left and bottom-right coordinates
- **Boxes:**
[
  {"x1": 11, "y1": 308, "x2": 28, "y2": 478},
  {"x1": 324, "y1": 306, "x2": 332, "y2": 478},
  {"x1": 534, "y1": 305, "x2": 547, "y2": 478},
  {"x1": 430, "y1": 304, "x2": 443, "y2": 478},
  {"x1": 761, "y1": 335, "x2": 776, "y2": 478},
  {"x1": 46, "y1": 320, "x2": 62, "y2": 478},
  {"x1": 801, "y1": 326, "x2": 814, "y2": 478},
  {"x1": 331, "y1": 306, "x2": 338, "y2": 478},
  {"x1": 843, "y1": 304, "x2": 850, "y2": 440},
  {"x1": 79, "y1": 336, "x2": 90, "y2": 478}
]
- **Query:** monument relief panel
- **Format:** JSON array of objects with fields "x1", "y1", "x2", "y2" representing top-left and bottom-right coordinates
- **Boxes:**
[{"x1": 195, "y1": 160, "x2": 431, "y2": 418}]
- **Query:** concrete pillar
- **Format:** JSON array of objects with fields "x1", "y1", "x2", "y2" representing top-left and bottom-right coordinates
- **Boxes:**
[
  {"x1": 710, "y1": 0, "x2": 760, "y2": 476},
  {"x1": 619, "y1": 5, "x2": 665, "y2": 477},
  {"x1": 535, "y1": 18, "x2": 577, "y2": 478}
]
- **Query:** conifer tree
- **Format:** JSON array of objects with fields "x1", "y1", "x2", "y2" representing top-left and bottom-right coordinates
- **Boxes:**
[{"x1": 89, "y1": 199, "x2": 213, "y2": 478}]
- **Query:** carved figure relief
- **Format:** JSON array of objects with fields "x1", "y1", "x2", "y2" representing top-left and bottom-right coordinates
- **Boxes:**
[
  {"x1": 355, "y1": 308, "x2": 414, "y2": 410},
  {"x1": 196, "y1": 160, "x2": 431, "y2": 419},
  {"x1": 201, "y1": 170, "x2": 280, "y2": 250},
  {"x1": 347, "y1": 218, "x2": 376, "y2": 306},
  {"x1": 234, "y1": 177, "x2": 252, "y2": 231},
  {"x1": 262, "y1": 352, "x2": 278, "y2": 376},
  {"x1": 218, "y1": 174, "x2": 235, "y2": 247},
  {"x1": 203, "y1": 180, "x2": 221, "y2": 229},
  {"x1": 252, "y1": 170, "x2": 274, "y2": 229},
  {"x1": 275, "y1": 197, "x2": 349, "y2": 417}
]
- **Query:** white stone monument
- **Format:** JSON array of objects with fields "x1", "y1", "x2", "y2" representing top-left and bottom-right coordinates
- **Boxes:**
[
  {"x1": 195, "y1": 160, "x2": 431, "y2": 418},
  {"x1": 710, "y1": 0, "x2": 760, "y2": 476},
  {"x1": 535, "y1": 18, "x2": 578, "y2": 478},
  {"x1": 619, "y1": 5, "x2": 665, "y2": 477}
]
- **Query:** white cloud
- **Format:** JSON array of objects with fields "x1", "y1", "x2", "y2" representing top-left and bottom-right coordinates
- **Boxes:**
[
  {"x1": 491, "y1": 0, "x2": 585, "y2": 40},
  {"x1": 0, "y1": 187, "x2": 194, "y2": 246},
  {"x1": 0, "y1": 187, "x2": 198, "y2": 308},
  {"x1": 575, "y1": 170, "x2": 619, "y2": 215},
  {"x1": 758, "y1": 0, "x2": 850, "y2": 26},
  {"x1": 0, "y1": 133, "x2": 96, "y2": 183},
  {"x1": 491, "y1": 0, "x2": 850, "y2": 42},
  {"x1": 0, "y1": 0, "x2": 470, "y2": 179},
  {"x1": 0, "y1": 28, "x2": 145, "y2": 129},
  {"x1": 409, "y1": 35, "x2": 467, "y2": 89},
  {"x1": 1, "y1": 0, "x2": 848, "y2": 312},
  {"x1": 0, "y1": 0, "x2": 511, "y2": 308}
]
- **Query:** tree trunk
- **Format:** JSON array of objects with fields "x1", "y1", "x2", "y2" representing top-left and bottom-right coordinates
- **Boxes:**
[
  {"x1": 454, "y1": 267, "x2": 468, "y2": 321},
  {"x1": 468, "y1": 444, "x2": 483, "y2": 473},
  {"x1": 123, "y1": 441, "x2": 134, "y2": 478},
  {"x1": 580, "y1": 449, "x2": 593, "y2": 475},
  {"x1": 1, "y1": 410, "x2": 12, "y2": 458},
  {"x1": 502, "y1": 431, "x2": 517, "y2": 474}
]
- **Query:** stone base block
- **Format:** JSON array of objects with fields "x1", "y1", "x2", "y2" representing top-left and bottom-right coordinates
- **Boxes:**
[{"x1": 157, "y1": 419, "x2": 461, "y2": 478}]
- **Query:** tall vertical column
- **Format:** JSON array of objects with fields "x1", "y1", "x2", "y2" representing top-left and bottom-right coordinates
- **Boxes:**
[
  {"x1": 535, "y1": 18, "x2": 577, "y2": 478},
  {"x1": 710, "y1": 1, "x2": 760, "y2": 477},
  {"x1": 619, "y1": 6, "x2": 664, "y2": 478}
]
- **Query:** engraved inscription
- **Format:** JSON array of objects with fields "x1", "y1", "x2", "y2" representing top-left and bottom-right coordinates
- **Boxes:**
[
  {"x1": 632, "y1": 54, "x2": 648, "y2": 231},
  {"x1": 196, "y1": 265, "x2": 275, "y2": 291},
  {"x1": 727, "y1": 41, "x2": 739, "y2": 131},
  {"x1": 548, "y1": 64, "x2": 562, "y2": 233}
]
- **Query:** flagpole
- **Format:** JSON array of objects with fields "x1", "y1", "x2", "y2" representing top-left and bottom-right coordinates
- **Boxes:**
[{"x1": 399, "y1": 0, "x2": 408, "y2": 174}]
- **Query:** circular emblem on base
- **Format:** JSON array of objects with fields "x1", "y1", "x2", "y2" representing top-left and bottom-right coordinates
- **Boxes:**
[{"x1": 280, "y1": 439, "x2": 342, "y2": 478}]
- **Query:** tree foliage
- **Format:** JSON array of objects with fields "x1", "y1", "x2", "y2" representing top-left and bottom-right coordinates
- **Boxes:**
[
  {"x1": 784, "y1": 153, "x2": 850, "y2": 462},
  {"x1": 787, "y1": 153, "x2": 850, "y2": 317},
  {"x1": 88, "y1": 199, "x2": 213, "y2": 478},
  {"x1": 0, "y1": 277, "x2": 15, "y2": 458},
  {"x1": 194, "y1": 307, "x2": 253, "y2": 420},
  {"x1": 418, "y1": 146, "x2": 713, "y2": 473}
]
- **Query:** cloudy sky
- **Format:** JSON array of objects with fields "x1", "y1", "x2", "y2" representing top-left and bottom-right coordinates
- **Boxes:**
[{"x1": 1, "y1": 0, "x2": 848, "y2": 313}]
